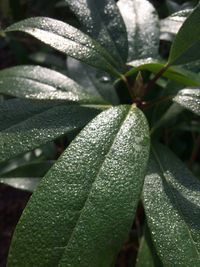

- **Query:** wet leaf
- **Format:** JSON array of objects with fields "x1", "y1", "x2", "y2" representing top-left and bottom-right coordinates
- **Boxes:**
[
  {"x1": 0, "y1": 100, "x2": 101, "y2": 162},
  {"x1": 5, "y1": 17, "x2": 121, "y2": 76},
  {"x1": 127, "y1": 61, "x2": 200, "y2": 87},
  {"x1": 144, "y1": 143, "x2": 200, "y2": 266},
  {"x1": 0, "y1": 177, "x2": 40, "y2": 192},
  {"x1": 8, "y1": 105, "x2": 150, "y2": 267},
  {"x1": 173, "y1": 88, "x2": 200, "y2": 116},
  {"x1": 118, "y1": 0, "x2": 159, "y2": 61},
  {"x1": 0, "y1": 65, "x2": 104, "y2": 103},
  {"x1": 168, "y1": 4, "x2": 200, "y2": 65},
  {"x1": 160, "y1": 9, "x2": 192, "y2": 40},
  {"x1": 65, "y1": 0, "x2": 128, "y2": 63},
  {"x1": 0, "y1": 98, "x2": 58, "y2": 131}
]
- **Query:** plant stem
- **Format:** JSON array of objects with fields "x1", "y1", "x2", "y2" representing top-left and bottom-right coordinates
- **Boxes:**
[{"x1": 145, "y1": 64, "x2": 169, "y2": 92}]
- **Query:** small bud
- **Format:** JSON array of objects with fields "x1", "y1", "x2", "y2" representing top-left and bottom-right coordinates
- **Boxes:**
[{"x1": 133, "y1": 71, "x2": 145, "y2": 98}]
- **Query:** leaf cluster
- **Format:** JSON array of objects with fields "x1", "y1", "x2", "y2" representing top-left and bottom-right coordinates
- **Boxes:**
[{"x1": 0, "y1": 0, "x2": 200, "y2": 266}]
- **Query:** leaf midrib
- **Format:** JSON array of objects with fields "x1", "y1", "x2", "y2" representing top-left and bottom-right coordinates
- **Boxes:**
[
  {"x1": 1, "y1": 104, "x2": 74, "y2": 133},
  {"x1": 0, "y1": 103, "x2": 108, "y2": 133},
  {"x1": 0, "y1": 75, "x2": 82, "y2": 94},
  {"x1": 87, "y1": 2, "x2": 124, "y2": 63},
  {"x1": 170, "y1": 38, "x2": 200, "y2": 65},
  {"x1": 16, "y1": 26, "x2": 118, "y2": 70},
  {"x1": 56, "y1": 105, "x2": 132, "y2": 266},
  {"x1": 152, "y1": 145, "x2": 200, "y2": 261}
]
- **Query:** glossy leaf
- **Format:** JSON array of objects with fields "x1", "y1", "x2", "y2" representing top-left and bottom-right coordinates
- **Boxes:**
[
  {"x1": 1, "y1": 177, "x2": 40, "y2": 191},
  {"x1": 127, "y1": 61, "x2": 200, "y2": 87},
  {"x1": 144, "y1": 144, "x2": 200, "y2": 266},
  {"x1": 0, "y1": 161, "x2": 53, "y2": 191},
  {"x1": 173, "y1": 88, "x2": 200, "y2": 116},
  {"x1": 168, "y1": 4, "x2": 200, "y2": 65},
  {"x1": 0, "y1": 65, "x2": 104, "y2": 103},
  {"x1": 160, "y1": 9, "x2": 192, "y2": 37},
  {"x1": 8, "y1": 105, "x2": 150, "y2": 267},
  {"x1": 0, "y1": 102, "x2": 101, "y2": 162},
  {"x1": 0, "y1": 98, "x2": 59, "y2": 131},
  {"x1": 118, "y1": 0, "x2": 159, "y2": 61},
  {"x1": 5, "y1": 17, "x2": 121, "y2": 76},
  {"x1": 65, "y1": 0, "x2": 128, "y2": 63}
]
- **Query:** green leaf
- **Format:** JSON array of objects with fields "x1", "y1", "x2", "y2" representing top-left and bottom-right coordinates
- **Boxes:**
[
  {"x1": 5, "y1": 17, "x2": 121, "y2": 76},
  {"x1": 182, "y1": 59, "x2": 200, "y2": 73},
  {"x1": 168, "y1": 4, "x2": 200, "y2": 65},
  {"x1": 143, "y1": 143, "x2": 200, "y2": 266},
  {"x1": 117, "y1": 0, "x2": 159, "y2": 61},
  {"x1": 136, "y1": 225, "x2": 163, "y2": 267},
  {"x1": 8, "y1": 105, "x2": 150, "y2": 267},
  {"x1": 151, "y1": 103, "x2": 184, "y2": 134},
  {"x1": 0, "y1": 98, "x2": 59, "y2": 131},
  {"x1": 126, "y1": 61, "x2": 200, "y2": 87},
  {"x1": 0, "y1": 65, "x2": 104, "y2": 103},
  {"x1": 65, "y1": 0, "x2": 128, "y2": 63},
  {"x1": 173, "y1": 88, "x2": 200, "y2": 116},
  {"x1": 136, "y1": 237, "x2": 155, "y2": 267},
  {"x1": 0, "y1": 101, "x2": 101, "y2": 162},
  {"x1": 0, "y1": 161, "x2": 53, "y2": 191},
  {"x1": 0, "y1": 177, "x2": 40, "y2": 191},
  {"x1": 160, "y1": 9, "x2": 192, "y2": 37}
]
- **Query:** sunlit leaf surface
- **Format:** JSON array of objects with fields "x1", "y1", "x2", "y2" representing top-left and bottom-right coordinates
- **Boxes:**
[
  {"x1": 144, "y1": 144, "x2": 200, "y2": 266},
  {"x1": 8, "y1": 105, "x2": 150, "y2": 267},
  {"x1": 118, "y1": 0, "x2": 159, "y2": 61}
]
